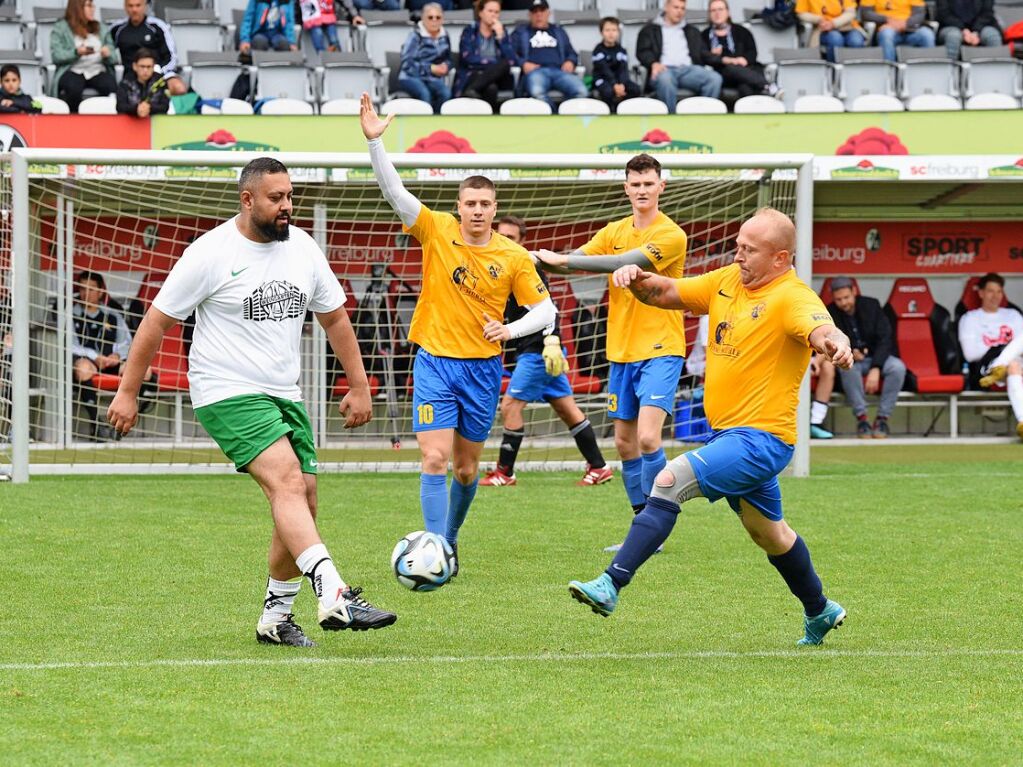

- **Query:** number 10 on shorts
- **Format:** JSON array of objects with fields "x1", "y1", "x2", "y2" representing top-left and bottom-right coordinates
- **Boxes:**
[{"x1": 417, "y1": 404, "x2": 434, "y2": 425}]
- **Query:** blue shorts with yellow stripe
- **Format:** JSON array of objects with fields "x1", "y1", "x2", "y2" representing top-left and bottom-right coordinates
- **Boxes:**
[{"x1": 413, "y1": 349, "x2": 503, "y2": 443}]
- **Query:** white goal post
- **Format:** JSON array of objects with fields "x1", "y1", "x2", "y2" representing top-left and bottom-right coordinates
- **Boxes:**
[{"x1": 3, "y1": 148, "x2": 815, "y2": 483}]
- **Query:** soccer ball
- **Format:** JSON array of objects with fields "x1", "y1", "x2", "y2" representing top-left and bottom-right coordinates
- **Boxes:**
[{"x1": 391, "y1": 531, "x2": 455, "y2": 591}]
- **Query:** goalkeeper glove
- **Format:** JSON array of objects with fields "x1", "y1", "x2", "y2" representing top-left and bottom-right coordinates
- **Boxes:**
[{"x1": 542, "y1": 335, "x2": 569, "y2": 377}]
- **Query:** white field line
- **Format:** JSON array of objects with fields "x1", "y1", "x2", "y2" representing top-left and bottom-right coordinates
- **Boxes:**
[{"x1": 2, "y1": 648, "x2": 1022, "y2": 673}]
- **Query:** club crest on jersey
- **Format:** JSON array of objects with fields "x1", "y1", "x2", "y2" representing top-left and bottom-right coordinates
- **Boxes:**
[
  {"x1": 452, "y1": 265, "x2": 486, "y2": 304},
  {"x1": 487, "y1": 263, "x2": 502, "y2": 279},
  {"x1": 751, "y1": 302, "x2": 766, "y2": 320},
  {"x1": 243, "y1": 280, "x2": 308, "y2": 321}
]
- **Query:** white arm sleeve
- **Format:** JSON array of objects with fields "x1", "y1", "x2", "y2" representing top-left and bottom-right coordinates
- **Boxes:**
[
  {"x1": 958, "y1": 313, "x2": 986, "y2": 363},
  {"x1": 367, "y1": 137, "x2": 421, "y2": 228},
  {"x1": 505, "y1": 298, "x2": 556, "y2": 340}
]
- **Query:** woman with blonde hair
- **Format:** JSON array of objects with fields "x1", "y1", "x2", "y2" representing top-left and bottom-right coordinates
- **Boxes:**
[{"x1": 50, "y1": 0, "x2": 119, "y2": 112}]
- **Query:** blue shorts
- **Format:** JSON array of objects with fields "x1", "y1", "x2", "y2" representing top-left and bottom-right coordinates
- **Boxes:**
[
  {"x1": 506, "y1": 352, "x2": 573, "y2": 403},
  {"x1": 607, "y1": 356, "x2": 685, "y2": 420},
  {"x1": 684, "y1": 427, "x2": 794, "y2": 521},
  {"x1": 413, "y1": 349, "x2": 503, "y2": 443}
]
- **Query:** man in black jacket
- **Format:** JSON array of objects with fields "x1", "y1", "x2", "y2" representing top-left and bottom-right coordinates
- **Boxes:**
[
  {"x1": 703, "y1": 0, "x2": 779, "y2": 98},
  {"x1": 936, "y1": 0, "x2": 1002, "y2": 59},
  {"x1": 109, "y1": 0, "x2": 187, "y2": 95},
  {"x1": 637, "y1": 0, "x2": 722, "y2": 111},
  {"x1": 116, "y1": 48, "x2": 171, "y2": 117},
  {"x1": 823, "y1": 277, "x2": 907, "y2": 438}
]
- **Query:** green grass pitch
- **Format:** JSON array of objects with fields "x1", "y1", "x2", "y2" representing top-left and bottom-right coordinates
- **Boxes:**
[{"x1": 2, "y1": 445, "x2": 1021, "y2": 765}]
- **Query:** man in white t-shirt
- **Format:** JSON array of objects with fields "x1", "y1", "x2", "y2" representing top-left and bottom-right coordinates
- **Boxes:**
[
  {"x1": 958, "y1": 272, "x2": 1023, "y2": 439},
  {"x1": 107, "y1": 157, "x2": 397, "y2": 645}
]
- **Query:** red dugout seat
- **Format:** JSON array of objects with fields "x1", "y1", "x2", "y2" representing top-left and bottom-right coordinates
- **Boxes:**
[
  {"x1": 884, "y1": 278, "x2": 963, "y2": 393},
  {"x1": 152, "y1": 324, "x2": 190, "y2": 392}
]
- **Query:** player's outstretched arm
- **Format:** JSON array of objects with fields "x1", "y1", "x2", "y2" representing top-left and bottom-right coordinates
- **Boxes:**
[
  {"x1": 612, "y1": 265, "x2": 684, "y2": 310},
  {"x1": 318, "y1": 306, "x2": 373, "y2": 429},
  {"x1": 535, "y1": 247, "x2": 654, "y2": 275},
  {"x1": 809, "y1": 324, "x2": 854, "y2": 370},
  {"x1": 482, "y1": 298, "x2": 557, "y2": 342},
  {"x1": 107, "y1": 307, "x2": 177, "y2": 436},
  {"x1": 361, "y1": 91, "x2": 421, "y2": 228}
]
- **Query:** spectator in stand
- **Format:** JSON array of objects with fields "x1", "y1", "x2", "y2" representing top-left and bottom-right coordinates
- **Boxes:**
[
  {"x1": 399, "y1": 3, "x2": 453, "y2": 113},
  {"x1": 455, "y1": 0, "x2": 515, "y2": 110},
  {"x1": 239, "y1": 0, "x2": 297, "y2": 54},
  {"x1": 592, "y1": 16, "x2": 642, "y2": 111},
  {"x1": 50, "y1": 0, "x2": 120, "y2": 113},
  {"x1": 823, "y1": 277, "x2": 907, "y2": 438},
  {"x1": 353, "y1": 0, "x2": 400, "y2": 11},
  {"x1": 959, "y1": 272, "x2": 1023, "y2": 386},
  {"x1": 637, "y1": 0, "x2": 722, "y2": 112},
  {"x1": 510, "y1": 0, "x2": 588, "y2": 108},
  {"x1": 860, "y1": 0, "x2": 935, "y2": 62},
  {"x1": 0, "y1": 65, "x2": 42, "y2": 113},
  {"x1": 116, "y1": 48, "x2": 170, "y2": 117},
  {"x1": 109, "y1": 0, "x2": 187, "y2": 97},
  {"x1": 936, "y1": 0, "x2": 1002, "y2": 59},
  {"x1": 299, "y1": 0, "x2": 364, "y2": 53},
  {"x1": 702, "y1": 0, "x2": 779, "y2": 98},
  {"x1": 796, "y1": 0, "x2": 868, "y2": 62}
]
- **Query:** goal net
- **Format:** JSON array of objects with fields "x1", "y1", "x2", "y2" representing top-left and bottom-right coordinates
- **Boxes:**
[{"x1": 1, "y1": 150, "x2": 813, "y2": 482}]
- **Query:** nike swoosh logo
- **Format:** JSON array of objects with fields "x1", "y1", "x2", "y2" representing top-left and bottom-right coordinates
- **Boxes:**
[
  {"x1": 717, "y1": 289, "x2": 731, "y2": 298},
  {"x1": 690, "y1": 450, "x2": 708, "y2": 466},
  {"x1": 231, "y1": 267, "x2": 249, "y2": 277},
  {"x1": 612, "y1": 564, "x2": 630, "y2": 573},
  {"x1": 613, "y1": 245, "x2": 624, "y2": 250},
  {"x1": 510, "y1": 388, "x2": 523, "y2": 393},
  {"x1": 650, "y1": 394, "x2": 666, "y2": 400},
  {"x1": 452, "y1": 239, "x2": 464, "y2": 247}
]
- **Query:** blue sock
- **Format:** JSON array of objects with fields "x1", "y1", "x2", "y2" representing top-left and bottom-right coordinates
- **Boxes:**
[
  {"x1": 445, "y1": 477, "x2": 479, "y2": 546},
  {"x1": 606, "y1": 496, "x2": 680, "y2": 589},
  {"x1": 640, "y1": 448, "x2": 667, "y2": 497},
  {"x1": 420, "y1": 473, "x2": 447, "y2": 535},
  {"x1": 621, "y1": 456, "x2": 645, "y2": 508},
  {"x1": 767, "y1": 535, "x2": 827, "y2": 616}
]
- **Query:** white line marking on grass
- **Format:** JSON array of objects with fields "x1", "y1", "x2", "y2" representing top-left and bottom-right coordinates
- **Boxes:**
[{"x1": 3, "y1": 648, "x2": 1022, "y2": 673}]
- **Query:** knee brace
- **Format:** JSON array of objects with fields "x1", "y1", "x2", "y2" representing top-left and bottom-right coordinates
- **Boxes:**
[{"x1": 648, "y1": 454, "x2": 703, "y2": 505}]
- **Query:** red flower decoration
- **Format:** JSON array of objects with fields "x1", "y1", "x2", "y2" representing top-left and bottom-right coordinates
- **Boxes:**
[
  {"x1": 641, "y1": 128, "x2": 672, "y2": 146},
  {"x1": 1015, "y1": 158, "x2": 1023, "y2": 167},
  {"x1": 205, "y1": 129, "x2": 236, "y2": 148},
  {"x1": 836, "y1": 127, "x2": 908, "y2": 156},
  {"x1": 407, "y1": 130, "x2": 476, "y2": 153}
]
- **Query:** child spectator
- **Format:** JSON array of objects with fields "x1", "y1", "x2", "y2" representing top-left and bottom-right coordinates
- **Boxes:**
[
  {"x1": 300, "y1": 0, "x2": 364, "y2": 52},
  {"x1": 116, "y1": 48, "x2": 170, "y2": 117},
  {"x1": 0, "y1": 64, "x2": 42, "y2": 113},
  {"x1": 239, "y1": 0, "x2": 297, "y2": 54},
  {"x1": 592, "y1": 16, "x2": 641, "y2": 111}
]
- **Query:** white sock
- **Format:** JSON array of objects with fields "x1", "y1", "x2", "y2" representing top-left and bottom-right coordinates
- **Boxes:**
[
  {"x1": 296, "y1": 543, "x2": 347, "y2": 609},
  {"x1": 1007, "y1": 373, "x2": 1023, "y2": 423},
  {"x1": 811, "y1": 400, "x2": 829, "y2": 425},
  {"x1": 259, "y1": 576, "x2": 301, "y2": 626}
]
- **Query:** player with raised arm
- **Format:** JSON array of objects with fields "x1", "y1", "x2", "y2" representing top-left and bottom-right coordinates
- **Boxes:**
[
  {"x1": 107, "y1": 157, "x2": 396, "y2": 647},
  {"x1": 481, "y1": 215, "x2": 612, "y2": 487},
  {"x1": 567, "y1": 208, "x2": 854, "y2": 646},
  {"x1": 535, "y1": 153, "x2": 686, "y2": 548},
  {"x1": 360, "y1": 93, "x2": 555, "y2": 571}
]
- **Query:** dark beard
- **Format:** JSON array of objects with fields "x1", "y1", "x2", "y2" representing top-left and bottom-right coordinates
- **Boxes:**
[{"x1": 255, "y1": 216, "x2": 290, "y2": 242}]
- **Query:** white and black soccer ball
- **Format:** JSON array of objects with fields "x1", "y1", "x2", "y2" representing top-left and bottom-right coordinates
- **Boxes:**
[{"x1": 391, "y1": 531, "x2": 455, "y2": 591}]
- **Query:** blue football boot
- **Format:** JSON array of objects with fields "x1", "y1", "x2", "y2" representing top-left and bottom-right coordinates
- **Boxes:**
[
  {"x1": 797, "y1": 599, "x2": 846, "y2": 646},
  {"x1": 568, "y1": 573, "x2": 619, "y2": 617}
]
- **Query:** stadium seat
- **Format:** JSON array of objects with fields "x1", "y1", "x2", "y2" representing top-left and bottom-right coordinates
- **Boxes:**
[
  {"x1": 792, "y1": 94, "x2": 844, "y2": 112},
  {"x1": 499, "y1": 97, "x2": 554, "y2": 114},
  {"x1": 319, "y1": 97, "x2": 362, "y2": 115},
  {"x1": 166, "y1": 8, "x2": 225, "y2": 55},
  {"x1": 773, "y1": 48, "x2": 835, "y2": 111},
  {"x1": 559, "y1": 97, "x2": 612, "y2": 115},
  {"x1": 556, "y1": 10, "x2": 603, "y2": 61},
  {"x1": 614, "y1": 96, "x2": 668, "y2": 114},
  {"x1": 898, "y1": 46, "x2": 961, "y2": 101},
  {"x1": 442, "y1": 8, "x2": 475, "y2": 51},
  {"x1": 440, "y1": 97, "x2": 493, "y2": 115},
  {"x1": 259, "y1": 97, "x2": 315, "y2": 114},
  {"x1": 848, "y1": 93, "x2": 905, "y2": 112},
  {"x1": 213, "y1": 0, "x2": 248, "y2": 26},
  {"x1": 78, "y1": 95, "x2": 117, "y2": 114},
  {"x1": 30, "y1": 7, "x2": 64, "y2": 66},
  {"x1": 319, "y1": 51, "x2": 377, "y2": 104},
  {"x1": 884, "y1": 278, "x2": 964, "y2": 393},
  {"x1": 186, "y1": 50, "x2": 246, "y2": 101},
  {"x1": 906, "y1": 93, "x2": 962, "y2": 111},
  {"x1": 252, "y1": 50, "x2": 314, "y2": 103},
  {"x1": 351, "y1": 11, "x2": 413, "y2": 69},
  {"x1": 0, "y1": 7, "x2": 23, "y2": 50},
  {"x1": 834, "y1": 47, "x2": 899, "y2": 109},
  {"x1": 733, "y1": 94, "x2": 785, "y2": 113},
  {"x1": 34, "y1": 94, "x2": 70, "y2": 114},
  {"x1": 219, "y1": 97, "x2": 254, "y2": 114},
  {"x1": 960, "y1": 45, "x2": 1023, "y2": 100},
  {"x1": 819, "y1": 276, "x2": 860, "y2": 307},
  {"x1": 675, "y1": 96, "x2": 727, "y2": 114},
  {"x1": 964, "y1": 92, "x2": 1020, "y2": 109},
  {"x1": 381, "y1": 97, "x2": 434, "y2": 115},
  {"x1": 744, "y1": 18, "x2": 800, "y2": 65}
]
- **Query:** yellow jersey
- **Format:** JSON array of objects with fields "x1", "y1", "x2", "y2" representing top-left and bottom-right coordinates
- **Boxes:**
[
  {"x1": 581, "y1": 212, "x2": 688, "y2": 363},
  {"x1": 858, "y1": 0, "x2": 923, "y2": 21},
  {"x1": 675, "y1": 264, "x2": 832, "y2": 444},
  {"x1": 405, "y1": 204, "x2": 548, "y2": 359}
]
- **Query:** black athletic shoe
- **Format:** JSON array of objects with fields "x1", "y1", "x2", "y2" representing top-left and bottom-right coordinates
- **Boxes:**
[
  {"x1": 256, "y1": 614, "x2": 316, "y2": 647},
  {"x1": 450, "y1": 541, "x2": 459, "y2": 578},
  {"x1": 318, "y1": 587, "x2": 397, "y2": 631}
]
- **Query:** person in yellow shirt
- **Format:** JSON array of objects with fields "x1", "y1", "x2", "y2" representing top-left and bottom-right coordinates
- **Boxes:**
[
  {"x1": 860, "y1": 0, "x2": 935, "y2": 61},
  {"x1": 360, "y1": 93, "x2": 554, "y2": 570},
  {"x1": 536, "y1": 154, "x2": 687, "y2": 548},
  {"x1": 795, "y1": 0, "x2": 868, "y2": 62},
  {"x1": 568, "y1": 208, "x2": 855, "y2": 647}
]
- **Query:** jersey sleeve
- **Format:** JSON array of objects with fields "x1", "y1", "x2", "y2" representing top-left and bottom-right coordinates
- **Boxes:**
[
  {"x1": 674, "y1": 269, "x2": 719, "y2": 315},
  {"x1": 784, "y1": 284, "x2": 833, "y2": 347},
  {"x1": 510, "y1": 255, "x2": 549, "y2": 306},
  {"x1": 152, "y1": 244, "x2": 211, "y2": 321},
  {"x1": 403, "y1": 202, "x2": 440, "y2": 244},
  {"x1": 644, "y1": 226, "x2": 687, "y2": 274},
  {"x1": 307, "y1": 241, "x2": 346, "y2": 314},
  {"x1": 578, "y1": 224, "x2": 610, "y2": 256}
]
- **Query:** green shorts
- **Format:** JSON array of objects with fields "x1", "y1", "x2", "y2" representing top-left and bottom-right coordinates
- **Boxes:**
[{"x1": 195, "y1": 394, "x2": 318, "y2": 474}]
